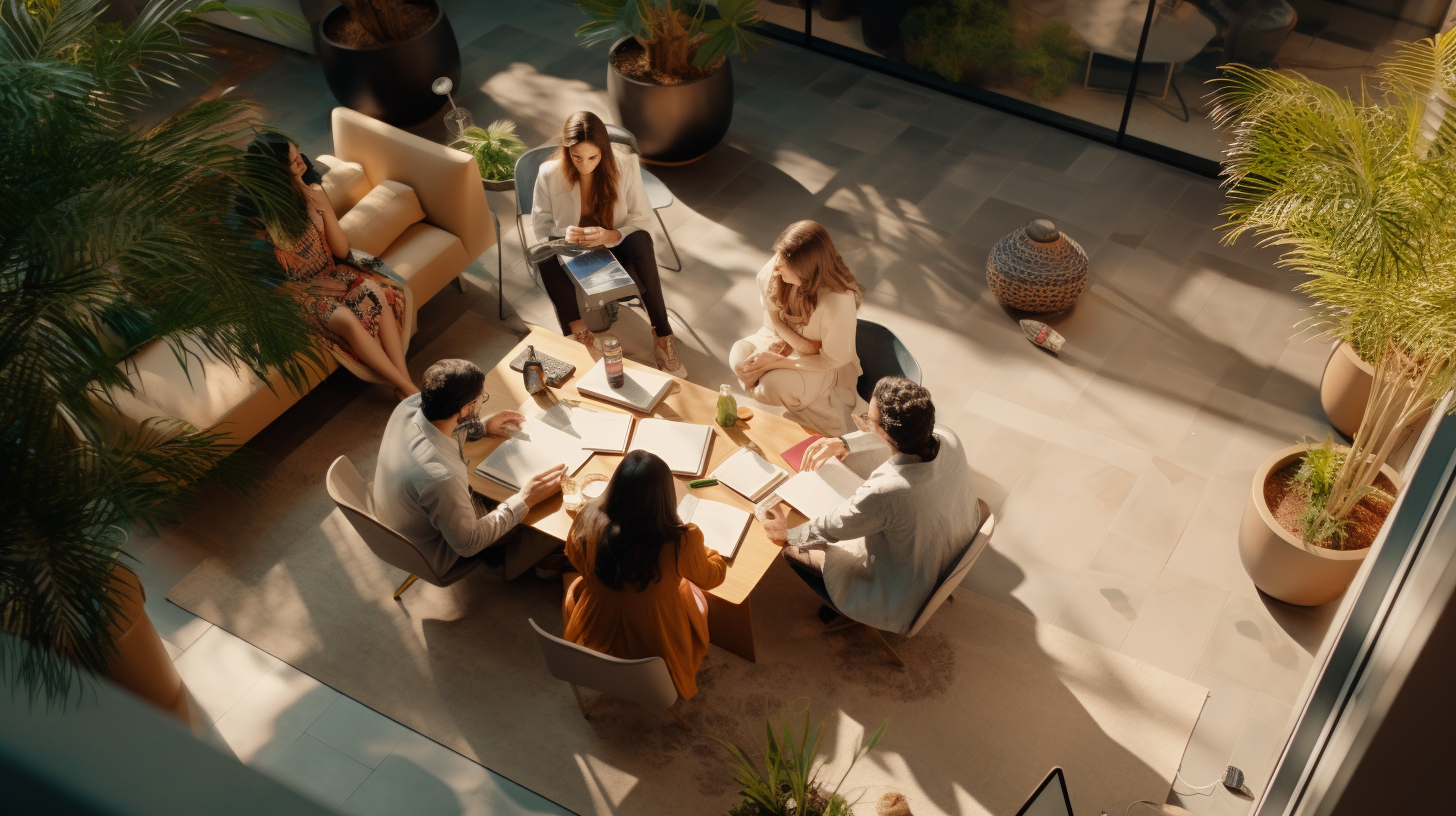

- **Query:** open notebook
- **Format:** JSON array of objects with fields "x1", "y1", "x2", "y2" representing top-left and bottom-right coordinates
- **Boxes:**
[
  {"x1": 535, "y1": 401, "x2": 634, "y2": 453},
  {"x1": 770, "y1": 458, "x2": 863, "y2": 520},
  {"x1": 474, "y1": 417, "x2": 592, "y2": 490},
  {"x1": 712, "y1": 448, "x2": 788, "y2": 503},
  {"x1": 576, "y1": 358, "x2": 674, "y2": 413},
  {"x1": 628, "y1": 418, "x2": 714, "y2": 477},
  {"x1": 678, "y1": 494, "x2": 751, "y2": 560}
]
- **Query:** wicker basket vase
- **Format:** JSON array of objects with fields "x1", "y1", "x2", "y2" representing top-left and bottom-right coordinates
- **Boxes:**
[{"x1": 986, "y1": 219, "x2": 1088, "y2": 313}]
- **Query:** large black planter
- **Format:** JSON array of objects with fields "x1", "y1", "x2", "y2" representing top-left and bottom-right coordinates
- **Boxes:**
[
  {"x1": 317, "y1": 1, "x2": 460, "y2": 127},
  {"x1": 860, "y1": 0, "x2": 914, "y2": 54},
  {"x1": 607, "y1": 37, "x2": 734, "y2": 165}
]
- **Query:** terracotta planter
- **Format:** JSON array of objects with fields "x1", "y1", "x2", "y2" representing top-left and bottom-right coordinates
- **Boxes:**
[
  {"x1": 104, "y1": 565, "x2": 189, "y2": 719},
  {"x1": 1320, "y1": 342, "x2": 1373, "y2": 438},
  {"x1": 1238, "y1": 444, "x2": 1400, "y2": 606},
  {"x1": 607, "y1": 37, "x2": 734, "y2": 164}
]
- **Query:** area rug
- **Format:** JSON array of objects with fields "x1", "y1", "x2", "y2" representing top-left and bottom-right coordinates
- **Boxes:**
[{"x1": 169, "y1": 310, "x2": 1207, "y2": 816}]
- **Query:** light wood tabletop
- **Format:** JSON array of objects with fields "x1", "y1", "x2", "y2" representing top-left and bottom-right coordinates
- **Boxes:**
[{"x1": 463, "y1": 328, "x2": 816, "y2": 662}]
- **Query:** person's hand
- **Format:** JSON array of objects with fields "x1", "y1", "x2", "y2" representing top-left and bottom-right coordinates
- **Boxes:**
[
  {"x1": 485, "y1": 410, "x2": 524, "y2": 437},
  {"x1": 564, "y1": 225, "x2": 589, "y2": 244},
  {"x1": 520, "y1": 464, "x2": 566, "y2": 506},
  {"x1": 737, "y1": 351, "x2": 786, "y2": 385},
  {"x1": 802, "y1": 437, "x2": 848, "y2": 472},
  {"x1": 760, "y1": 501, "x2": 792, "y2": 544},
  {"x1": 766, "y1": 338, "x2": 792, "y2": 356}
]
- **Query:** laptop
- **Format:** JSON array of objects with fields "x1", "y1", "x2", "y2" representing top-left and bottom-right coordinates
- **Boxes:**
[{"x1": 1014, "y1": 767, "x2": 1074, "y2": 816}]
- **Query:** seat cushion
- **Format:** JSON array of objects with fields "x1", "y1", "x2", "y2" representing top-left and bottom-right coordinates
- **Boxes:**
[
  {"x1": 316, "y1": 156, "x2": 371, "y2": 217},
  {"x1": 380, "y1": 222, "x2": 470, "y2": 305},
  {"x1": 100, "y1": 332, "x2": 334, "y2": 444},
  {"x1": 339, "y1": 180, "x2": 426, "y2": 257}
]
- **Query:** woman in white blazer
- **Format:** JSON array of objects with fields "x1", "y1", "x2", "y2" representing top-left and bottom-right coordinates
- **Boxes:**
[{"x1": 531, "y1": 111, "x2": 685, "y2": 377}]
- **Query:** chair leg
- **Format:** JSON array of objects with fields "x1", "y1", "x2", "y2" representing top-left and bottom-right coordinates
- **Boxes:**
[
  {"x1": 668, "y1": 703, "x2": 693, "y2": 732},
  {"x1": 569, "y1": 683, "x2": 591, "y2": 720},
  {"x1": 454, "y1": 275, "x2": 466, "y2": 293},
  {"x1": 495, "y1": 212, "x2": 504, "y2": 320},
  {"x1": 654, "y1": 209, "x2": 682, "y2": 272},
  {"x1": 865, "y1": 627, "x2": 906, "y2": 668},
  {"x1": 824, "y1": 616, "x2": 859, "y2": 633},
  {"x1": 392, "y1": 574, "x2": 419, "y2": 600}
]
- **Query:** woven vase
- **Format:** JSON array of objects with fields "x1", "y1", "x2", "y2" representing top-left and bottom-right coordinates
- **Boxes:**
[{"x1": 986, "y1": 219, "x2": 1088, "y2": 313}]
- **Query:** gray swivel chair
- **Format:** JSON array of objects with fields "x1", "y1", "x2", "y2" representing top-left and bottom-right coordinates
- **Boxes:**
[
  {"x1": 529, "y1": 618, "x2": 692, "y2": 730},
  {"x1": 604, "y1": 123, "x2": 682, "y2": 272},
  {"x1": 826, "y1": 500, "x2": 995, "y2": 665},
  {"x1": 325, "y1": 455, "x2": 485, "y2": 599},
  {"x1": 854, "y1": 319, "x2": 923, "y2": 401}
]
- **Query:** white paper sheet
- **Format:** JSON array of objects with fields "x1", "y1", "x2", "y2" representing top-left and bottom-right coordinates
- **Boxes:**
[
  {"x1": 678, "y1": 494, "x2": 751, "y2": 559},
  {"x1": 629, "y1": 418, "x2": 714, "y2": 477},
  {"x1": 537, "y1": 402, "x2": 634, "y2": 453},
  {"x1": 475, "y1": 417, "x2": 592, "y2": 489},
  {"x1": 774, "y1": 458, "x2": 862, "y2": 519},
  {"x1": 712, "y1": 448, "x2": 788, "y2": 502}
]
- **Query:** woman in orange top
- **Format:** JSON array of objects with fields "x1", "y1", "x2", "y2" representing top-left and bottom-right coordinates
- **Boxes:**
[{"x1": 563, "y1": 451, "x2": 727, "y2": 699}]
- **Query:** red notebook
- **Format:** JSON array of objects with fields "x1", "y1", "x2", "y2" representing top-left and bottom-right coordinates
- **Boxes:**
[{"x1": 780, "y1": 434, "x2": 824, "y2": 473}]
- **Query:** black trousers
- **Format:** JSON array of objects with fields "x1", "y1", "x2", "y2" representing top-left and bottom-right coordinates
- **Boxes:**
[
  {"x1": 782, "y1": 548, "x2": 834, "y2": 605},
  {"x1": 536, "y1": 230, "x2": 672, "y2": 337}
]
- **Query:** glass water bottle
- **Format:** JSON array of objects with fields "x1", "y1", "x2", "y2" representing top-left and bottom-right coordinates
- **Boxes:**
[{"x1": 716, "y1": 385, "x2": 738, "y2": 428}]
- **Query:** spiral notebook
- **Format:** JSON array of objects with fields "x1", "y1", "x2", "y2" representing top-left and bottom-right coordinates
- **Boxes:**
[{"x1": 678, "y1": 495, "x2": 751, "y2": 559}]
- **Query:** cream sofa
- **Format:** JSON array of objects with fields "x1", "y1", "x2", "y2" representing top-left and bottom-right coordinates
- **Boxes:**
[{"x1": 98, "y1": 108, "x2": 496, "y2": 446}]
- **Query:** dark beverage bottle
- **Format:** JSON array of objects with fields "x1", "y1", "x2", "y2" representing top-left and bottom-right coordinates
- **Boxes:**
[{"x1": 602, "y1": 336, "x2": 625, "y2": 389}]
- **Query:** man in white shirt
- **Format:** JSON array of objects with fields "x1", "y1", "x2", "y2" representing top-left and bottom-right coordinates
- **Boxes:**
[
  {"x1": 373, "y1": 359, "x2": 565, "y2": 578},
  {"x1": 763, "y1": 377, "x2": 981, "y2": 634}
]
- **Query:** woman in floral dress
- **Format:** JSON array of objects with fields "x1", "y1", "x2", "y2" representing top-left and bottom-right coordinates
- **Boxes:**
[{"x1": 248, "y1": 133, "x2": 416, "y2": 397}]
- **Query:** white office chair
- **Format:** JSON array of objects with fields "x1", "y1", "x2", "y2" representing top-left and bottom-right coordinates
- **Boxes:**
[
  {"x1": 827, "y1": 499, "x2": 995, "y2": 666},
  {"x1": 325, "y1": 455, "x2": 485, "y2": 599},
  {"x1": 529, "y1": 618, "x2": 691, "y2": 730}
]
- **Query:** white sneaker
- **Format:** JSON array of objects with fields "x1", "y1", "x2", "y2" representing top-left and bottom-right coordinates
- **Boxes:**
[{"x1": 654, "y1": 336, "x2": 687, "y2": 378}]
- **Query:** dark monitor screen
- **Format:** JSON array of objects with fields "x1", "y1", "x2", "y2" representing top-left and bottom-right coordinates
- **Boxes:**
[{"x1": 1015, "y1": 767, "x2": 1074, "y2": 816}]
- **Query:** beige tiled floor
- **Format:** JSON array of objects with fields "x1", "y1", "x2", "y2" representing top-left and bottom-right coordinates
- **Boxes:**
[{"x1": 125, "y1": 1, "x2": 1362, "y2": 813}]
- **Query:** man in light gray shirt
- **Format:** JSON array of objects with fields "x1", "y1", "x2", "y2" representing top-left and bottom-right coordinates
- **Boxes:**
[
  {"x1": 764, "y1": 377, "x2": 980, "y2": 634},
  {"x1": 373, "y1": 359, "x2": 564, "y2": 578}
]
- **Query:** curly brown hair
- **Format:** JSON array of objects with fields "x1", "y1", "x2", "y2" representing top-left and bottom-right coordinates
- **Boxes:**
[{"x1": 872, "y1": 376, "x2": 938, "y2": 461}]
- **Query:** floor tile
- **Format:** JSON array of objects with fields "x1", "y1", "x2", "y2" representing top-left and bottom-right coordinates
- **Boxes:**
[
  {"x1": 172, "y1": 625, "x2": 279, "y2": 725},
  {"x1": 1110, "y1": 458, "x2": 1210, "y2": 556},
  {"x1": 210, "y1": 661, "x2": 340, "y2": 768},
  {"x1": 345, "y1": 732, "x2": 572, "y2": 816},
  {"x1": 1167, "y1": 477, "x2": 1263, "y2": 601},
  {"x1": 266, "y1": 733, "x2": 373, "y2": 806},
  {"x1": 1120, "y1": 567, "x2": 1229, "y2": 678},
  {"x1": 306, "y1": 695, "x2": 410, "y2": 770},
  {"x1": 1051, "y1": 568, "x2": 1152, "y2": 650},
  {"x1": 1196, "y1": 594, "x2": 1317, "y2": 706},
  {"x1": 1178, "y1": 669, "x2": 1258, "y2": 801},
  {"x1": 961, "y1": 545, "x2": 1082, "y2": 622},
  {"x1": 1088, "y1": 532, "x2": 1169, "y2": 587}
]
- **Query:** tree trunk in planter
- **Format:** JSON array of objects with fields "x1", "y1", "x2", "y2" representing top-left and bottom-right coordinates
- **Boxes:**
[
  {"x1": 318, "y1": 0, "x2": 460, "y2": 126},
  {"x1": 608, "y1": 37, "x2": 734, "y2": 164}
]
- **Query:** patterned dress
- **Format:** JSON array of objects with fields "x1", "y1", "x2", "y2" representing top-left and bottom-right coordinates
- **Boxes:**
[{"x1": 272, "y1": 220, "x2": 407, "y2": 365}]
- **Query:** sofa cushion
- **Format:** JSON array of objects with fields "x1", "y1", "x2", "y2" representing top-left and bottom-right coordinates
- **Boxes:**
[
  {"x1": 316, "y1": 156, "x2": 371, "y2": 217},
  {"x1": 380, "y1": 222, "x2": 470, "y2": 305},
  {"x1": 339, "y1": 181, "x2": 426, "y2": 257}
]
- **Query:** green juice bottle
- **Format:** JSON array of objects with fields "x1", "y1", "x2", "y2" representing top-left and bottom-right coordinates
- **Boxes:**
[{"x1": 715, "y1": 384, "x2": 738, "y2": 428}]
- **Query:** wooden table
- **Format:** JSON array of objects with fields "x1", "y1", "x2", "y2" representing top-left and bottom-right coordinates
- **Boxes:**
[{"x1": 465, "y1": 328, "x2": 813, "y2": 663}]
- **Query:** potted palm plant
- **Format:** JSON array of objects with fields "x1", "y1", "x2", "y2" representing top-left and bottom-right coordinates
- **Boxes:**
[
  {"x1": 2, "y1": 0, "x2": 320, "y2": 713},
  {"x1": 575, "y1": 0, "x2": 766, "y2": 163},
  {"x1": 318, "y1": 0, "x2": 461, "y2": 126},
  {"x1": 719, "y1": 708, "x2": 886, "y2": 816},
  {"x1": 1212, "y1": 33, "x2": 1456, "y2": 606},
  {"x1": 451, "y1": 120, "x2": 527, "y2": 192}
]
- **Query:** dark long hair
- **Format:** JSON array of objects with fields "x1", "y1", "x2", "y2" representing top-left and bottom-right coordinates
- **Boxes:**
[
  {"x1": 238, "y1": 132, "x2": 317, "y2": 242},
  {"x1": 571, "y1": 451, "x2": 687, "y2": 592},
  {"x1": 557, "y1": 111, "x2": 620, "y2": 230}
]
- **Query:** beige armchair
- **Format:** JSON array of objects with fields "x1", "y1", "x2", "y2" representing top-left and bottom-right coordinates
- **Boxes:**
[{"x1": 94, "y1": 108, "x2": 497, "y2": 448}]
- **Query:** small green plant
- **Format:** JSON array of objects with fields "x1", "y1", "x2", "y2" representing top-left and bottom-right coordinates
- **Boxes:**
[
  {"x1": 450, "y1": 120, "x2": 526, "y2": 182},
  {"x1": 1015, "y1": 20, "x2": 1085, "y2": 102},
  {"x1": 900, "y1": 0, "x2": 1015, "y2": 83},
  {"x1": 719, "y1": 707, "x2": 886, "y2": 816},
  {"x1": 1294, "y1": 436, "x2": 1393, "y2": 548}
]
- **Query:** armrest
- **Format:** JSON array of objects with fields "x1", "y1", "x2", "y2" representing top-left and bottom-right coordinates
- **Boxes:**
[{"x1": 328, "y1": 108, "x2": 497, "y2": 261}]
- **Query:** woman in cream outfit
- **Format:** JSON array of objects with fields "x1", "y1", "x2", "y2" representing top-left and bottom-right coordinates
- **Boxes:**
[{"x1": 729, "y1": 221, "x2": 862, "y2": 435}]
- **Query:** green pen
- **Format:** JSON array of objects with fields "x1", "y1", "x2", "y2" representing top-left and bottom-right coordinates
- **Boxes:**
[{"x1": 688, "y1": 478, "x2": 719, "y2": 488}]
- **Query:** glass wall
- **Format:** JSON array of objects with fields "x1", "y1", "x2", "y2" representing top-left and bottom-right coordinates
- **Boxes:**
[{"x1": 757, "y1": 0, "x2": 1451, "y2": 170}]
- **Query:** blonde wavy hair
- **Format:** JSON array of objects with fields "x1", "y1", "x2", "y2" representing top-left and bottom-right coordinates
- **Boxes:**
[{"x1": 768, "y1": 220, "x2": 862, "y2": 328}]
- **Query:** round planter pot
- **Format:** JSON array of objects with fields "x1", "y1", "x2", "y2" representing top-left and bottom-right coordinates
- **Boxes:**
[
  {"x1": 1238, "y1": 444, "x2": 1400, "y2": 606},
  {"x1": 607, "y1": 37, "x2": 734, "y2": 165},
  {"x1": 318, "y1": 1, "x2": 461, "y2": 127},
  {"x1": 105, "y1": 565, "x2": 189, "y2": 719},
  {"x1": 821, "y1": 0, "x2": 858, "y2": 22},
  {"x1": 1320, "y1": 341, "x2": 1373, "y2": 438},
  {"x1": 860, "y1": 0, "x2": 913, "y2": 54}
]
